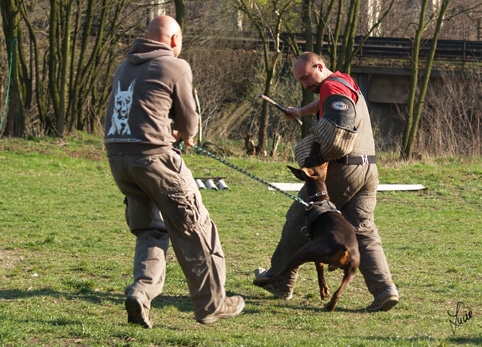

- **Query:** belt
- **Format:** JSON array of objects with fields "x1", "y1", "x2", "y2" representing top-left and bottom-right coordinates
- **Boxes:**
[{"x1": 336, "y1": 154, "x2": 376, "y2": 165}]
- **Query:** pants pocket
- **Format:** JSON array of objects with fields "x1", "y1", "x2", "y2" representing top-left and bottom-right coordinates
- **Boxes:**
[
  {"x1": 167, "y1": 191, "x2": 202, "y2": 237},
  {"x1": 131, "y1": 157, "x2": 157, "y2": 168}
]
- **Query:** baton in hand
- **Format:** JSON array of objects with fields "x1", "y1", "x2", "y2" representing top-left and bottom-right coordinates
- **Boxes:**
[{"x1": 256, "y1": 94, "x2": 303, "y2": 126}]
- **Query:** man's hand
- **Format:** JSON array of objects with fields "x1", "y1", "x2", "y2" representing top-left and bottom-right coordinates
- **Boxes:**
[
  {"x1": 184, "y1": 138, "x2": 195, "y2": 147},
  {"x1": 172, "y1": 130, "x2": 195, "y2": 147},
  {"x1": 285, "y1": 107, "x2": 302, "y2": 120},
  {"x1": 172, "y1": 129, "x2": 181, "y2": 141}
]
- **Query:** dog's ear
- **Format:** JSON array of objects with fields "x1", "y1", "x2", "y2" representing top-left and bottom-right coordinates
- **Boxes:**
[
  {"x1": 319, "y1": 162, "x2": 329, "y2": 178},
  {"x1": 287, "y1": 166, "x2": 305, "y2": 181},
  {"x1": 301, "y1": 167, "x2": 317, "y2": 179},
  {"x1": 287, "y1": 166, "x2": 316, "y2": 181}
]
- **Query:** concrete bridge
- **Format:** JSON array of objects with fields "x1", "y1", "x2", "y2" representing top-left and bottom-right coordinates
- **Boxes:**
[{"x1": 350, "y1": 66, "x2": 460, "y2": 149}]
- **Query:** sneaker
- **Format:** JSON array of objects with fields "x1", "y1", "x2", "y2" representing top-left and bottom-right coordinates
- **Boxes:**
[
  {"x1": 197, "y1": 295, "x2": 245, "y2": 324},
  {"x1": 253, "y1": 268, "x2": 293, "y2": 300},
  {"x1": 366, "y1": 285, "x2": 399, "y2": 312},
  {"x1": 125, "y1": 296, "x2": 153, "y2": 329}
]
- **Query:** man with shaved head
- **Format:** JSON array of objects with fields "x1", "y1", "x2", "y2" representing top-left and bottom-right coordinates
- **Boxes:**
[{"x1": 104, "y1": 15, "x2": 244, "y2": 328}]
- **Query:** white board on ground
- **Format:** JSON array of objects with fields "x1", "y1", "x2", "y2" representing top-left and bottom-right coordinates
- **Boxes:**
[{"x1": 268, "y1": 183, "x2": 426, "y2": 192}]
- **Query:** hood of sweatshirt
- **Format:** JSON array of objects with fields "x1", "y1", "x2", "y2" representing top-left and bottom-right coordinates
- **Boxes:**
[{"x1": 126, "y1": 38, "x2": 173, "y2": 65}]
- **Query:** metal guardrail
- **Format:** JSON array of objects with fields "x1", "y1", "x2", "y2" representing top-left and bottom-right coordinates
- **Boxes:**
[
  {"x1": 228, "y1": 34, "x2": 482, "y2": 67},
  {"x1": 353, "y1": 36, "x2": 482, "y2": 65}
]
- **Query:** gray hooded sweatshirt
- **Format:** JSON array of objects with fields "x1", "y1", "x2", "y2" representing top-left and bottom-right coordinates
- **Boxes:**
[{"x1": 104, "y1": 38, "x2": 198, "y2": 156}]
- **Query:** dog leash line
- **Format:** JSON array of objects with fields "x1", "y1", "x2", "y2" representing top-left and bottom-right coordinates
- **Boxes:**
[{"x1": 193, "y1": 144, "x2": 310, "y2": 208}]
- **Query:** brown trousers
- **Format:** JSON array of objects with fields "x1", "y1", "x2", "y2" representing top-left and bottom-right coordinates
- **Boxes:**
[
  {"x1": 108, "y1": 149, "x2": 226, "y2": 321},
  {"x1": 266, "y1": 161, "x2": 395, "y2": 297}
]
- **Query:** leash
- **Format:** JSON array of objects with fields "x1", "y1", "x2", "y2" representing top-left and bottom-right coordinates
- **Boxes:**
[{"x1": 191, "y1": 143, "x2": 310, "y2": 208}]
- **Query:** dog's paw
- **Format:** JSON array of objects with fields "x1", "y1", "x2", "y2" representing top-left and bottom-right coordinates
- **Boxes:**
[
  {"x1": 324, "y1": 302, "x2": 336, "y2": 312},
  {"x1": 320, "y1": 286, "x2": 330, "y2": 300}
]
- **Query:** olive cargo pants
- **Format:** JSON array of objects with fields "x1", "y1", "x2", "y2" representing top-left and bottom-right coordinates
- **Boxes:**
[{"x1": 108, "y1": 149, "x2": 226, "y2": 321}]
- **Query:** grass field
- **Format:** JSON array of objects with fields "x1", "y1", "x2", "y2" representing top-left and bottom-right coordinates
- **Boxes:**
[{"x1": 1, "y1": 134, "x2": 481, "y2": 346}]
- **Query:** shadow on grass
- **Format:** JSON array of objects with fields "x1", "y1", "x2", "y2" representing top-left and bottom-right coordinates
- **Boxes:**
[
  {"x1": 447, "y1": 336, "x2": 482, "y2": 344},
  {"x1": 361, "y1": 335, "x2": 482, "y2": 345},
  {"x1": 243, "y1": 293, "x2": 367, "y2": 315},
  {"x1": 0, "y1": 288, "x2": 193, "y2": 313},
  {"x1": 1, "y1": 288, "x2": 369, "y2": 319}
]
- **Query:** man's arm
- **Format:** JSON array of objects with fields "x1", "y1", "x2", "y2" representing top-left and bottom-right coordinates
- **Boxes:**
[
  {"x1": 171, "y1": 61, "x2": 199, "y2": 144},
  {"x1": 284, "y1": 100, "x2": 319, "y2": 120}
]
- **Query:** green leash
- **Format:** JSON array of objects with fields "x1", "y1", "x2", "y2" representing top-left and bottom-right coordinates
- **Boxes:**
[{"x1": 191, "y1": 143, "x2": 309, "y2": 208}]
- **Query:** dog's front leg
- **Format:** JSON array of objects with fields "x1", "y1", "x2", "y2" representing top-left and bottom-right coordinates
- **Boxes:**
[{"x1": 315, "y1": 262, "x2": 330, "y2": 300}]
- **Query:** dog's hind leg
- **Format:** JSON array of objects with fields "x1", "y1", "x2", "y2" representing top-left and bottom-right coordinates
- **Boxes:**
[
  {"x1": 324, "y1": 265, "x2": 357, "y2": 312},
  {"x1": 315, "y1": 262, "x2": 330, "y2": 300}
]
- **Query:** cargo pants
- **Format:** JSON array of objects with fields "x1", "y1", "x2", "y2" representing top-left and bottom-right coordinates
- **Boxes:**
[
  {"x1": 265, "y1": 160, "x2": 395, "y2": 298},
  {"x1": 108, "y1": 149, "x2": 226, "y2": 321}
]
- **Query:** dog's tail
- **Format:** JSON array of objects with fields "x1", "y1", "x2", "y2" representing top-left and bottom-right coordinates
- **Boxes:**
[{"x1": 328, "y1": 249, "x2": 350, "y2": 271}]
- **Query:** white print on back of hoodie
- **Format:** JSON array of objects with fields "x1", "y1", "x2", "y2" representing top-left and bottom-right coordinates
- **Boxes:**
[{"x1": 108, "y1": 80, "x2": 136, "y2": 136}]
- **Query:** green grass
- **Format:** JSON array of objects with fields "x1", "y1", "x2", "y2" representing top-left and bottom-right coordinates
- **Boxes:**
[{"x1": 1, "y1": 134, "x2": 481, "y2": 346}]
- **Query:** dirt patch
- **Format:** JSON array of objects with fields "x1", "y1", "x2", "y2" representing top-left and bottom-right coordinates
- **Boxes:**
[
  {"x1": 0, "y1": 249, "x2": 25, "y2": 270},
  {"x1": 0, "y1": 138, "x2": 107, "y2": 161},
  {"x1": 69, "y1": 148, "x2": 106, "y2": 161}
]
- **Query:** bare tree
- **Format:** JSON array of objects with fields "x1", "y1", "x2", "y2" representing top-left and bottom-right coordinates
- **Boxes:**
[
  {"x1": 0, "y1": 0, "x2": 26, "y2": 137},
  {"x1": 2, "y1": 0, "x2": 481, "y2": 146},
  {"x1": 280, "y1": 0, "x2": 337, "y2": 137},
  {"x1": 400, "y1": 0, "x2": 450, "y2": 159},
  {"x1": 0, "y1": 0, "x2": 151, "y2": 137},
  {"x1": 234, "y1": 0, "x2": 296, "y2": 155},
  {"x1": 67, "y1": 0, "x2": 145, "y2": 134},
  {"x1": 174, "y1": 0, "x2": 185, "y2": 29},
  {"x1": 414, "y1": 69, "x2": 482, "y2": 156}
]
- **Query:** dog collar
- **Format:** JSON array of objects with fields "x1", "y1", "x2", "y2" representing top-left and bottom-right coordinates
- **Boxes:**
[
  {"x1": 306, "y1": 200, "x2": 340, "y2": 214},
  {"x1": 306, "y1": 191, "x2": 328, "y2": 202}
]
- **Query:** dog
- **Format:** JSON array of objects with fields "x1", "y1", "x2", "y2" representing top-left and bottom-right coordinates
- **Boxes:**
[
  {"x1": 107, "y1": 80, "x2": 136, "y2": 136},
  {"x1": 254, "y1": 141, "x2": 360, "y2": 312}
]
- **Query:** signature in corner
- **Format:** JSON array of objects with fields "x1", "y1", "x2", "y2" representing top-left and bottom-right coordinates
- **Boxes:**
[{"x1": 447, "y1": 301, "x2": 473, "y2": 335}]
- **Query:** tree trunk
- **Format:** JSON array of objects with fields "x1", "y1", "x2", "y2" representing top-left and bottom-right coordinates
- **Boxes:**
[
  {"x1": 174, "y1": 0, "x2": 185, "y2": 30},
  {"x1": 337, "y1": 0, "x2": 359, "y2": 72},
  {"x1": 69, "y1": 0, "x2": 95, "y2": 132},
  {"x1": 4, "y1": 38, "x2": 25, "y2": 137},
  {"x1": 331, "y1": 0, "x2": 344, "y2": 70},
  {"x1": 18, "y1": 1, "x2": 48, "y2": 130},
  {"x1": 258, "y1": 42, "x2": 280, "y2": 155},
  {"x1": 0, "y1": 0, "x2": 25, "y2": 137},
  {"x1": 401, "y1": 0, "x2": 451, "y2": 160},
  {"x1": 48, "y1": 0, "x2": 62, "y2": 136},
  {"x1": 58, "y1": 0, "x2": 73, "y2": 136},
  {"x1": 297, "y1": 0, "x2": 314, "y2": 137},
  {"x1": 235, "y1": 0, "x2": 290, "y2": 156}
]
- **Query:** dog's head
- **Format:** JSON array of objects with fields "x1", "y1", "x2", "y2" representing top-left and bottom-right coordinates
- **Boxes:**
[
  {"x1": 114, "y1": 80, "x2": 135, "y2": 121},
  {"x1": 288, "y1": 141, "x2": 328, "y2": 182}
]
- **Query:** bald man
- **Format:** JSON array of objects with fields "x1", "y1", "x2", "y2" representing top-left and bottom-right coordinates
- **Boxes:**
[
  {"x1": 254, "y1": 52, "x2": 399, "y2": 312},
  {"x1": 104, "y1": 15, "x2": 244, "y2": 328}
]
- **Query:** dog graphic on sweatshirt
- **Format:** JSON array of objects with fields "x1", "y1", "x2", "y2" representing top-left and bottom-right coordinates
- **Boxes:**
[{"x1": 108, "y1": 80, "x2": 136, "y2": 136}]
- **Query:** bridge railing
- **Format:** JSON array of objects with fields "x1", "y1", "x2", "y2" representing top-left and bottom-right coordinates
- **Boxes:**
[
  {"x1": 353, "y1": 36, "x2": 482, "y2": 67},
  {"x1": 228, "y1": 34, "x2": 482, "y2": 68}
]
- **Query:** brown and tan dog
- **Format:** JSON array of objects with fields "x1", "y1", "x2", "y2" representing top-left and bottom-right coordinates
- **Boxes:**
[{"x1": 254, "y1": 141, "x2": 360, "y2": 311}]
